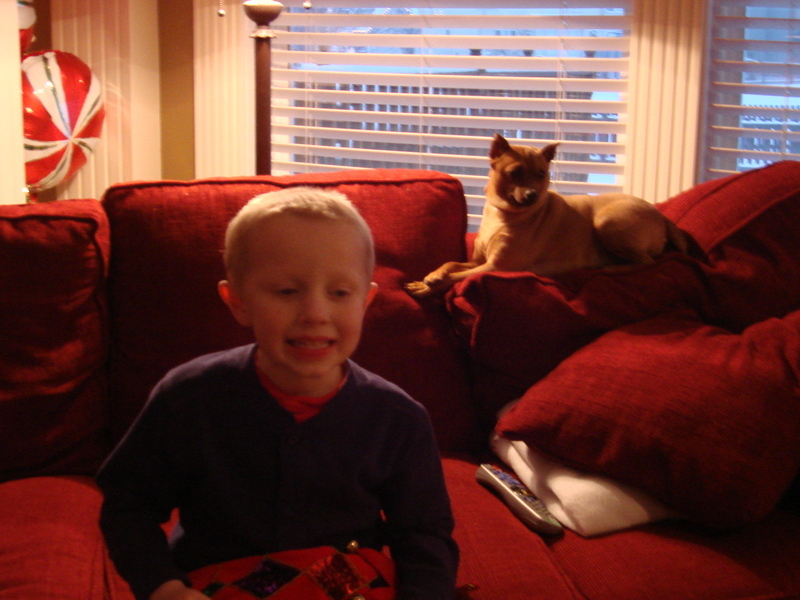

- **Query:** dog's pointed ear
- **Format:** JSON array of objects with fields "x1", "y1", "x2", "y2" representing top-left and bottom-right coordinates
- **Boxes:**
[
  {"x1": 541, "y1": 143, "x2": 559, "y2": 163},
  {"x1": 489, "y1": 134, "x2": 511, "y2": 159}
]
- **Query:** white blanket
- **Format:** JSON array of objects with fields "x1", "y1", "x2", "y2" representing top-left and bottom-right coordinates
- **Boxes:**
[{"x1": 491, "y1": 433, "x2": 680, "y2": 537}]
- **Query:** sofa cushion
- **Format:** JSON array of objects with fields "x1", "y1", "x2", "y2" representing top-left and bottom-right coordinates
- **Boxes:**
[
  {"x1": 102, "y1": 170, "x2": 479, "y2": 451},
  {"x1": 446, "y1": 256, "x2": 707, "y2": 423},
  {"x1": 548, "y1": 511, "x2": 800, "y2": 600},
  {"x1": 441, "y1": 455, "x2": 582, "y2": 600},
  {"x1": 0, "y1": 199, "x2": 110, "y2": 481},
  {"x1": 496, "y1": 309, "x2": 800, "y2": 528},
  {"x1": 660, "y1": 160, "x2": 800, "y2": 328}
]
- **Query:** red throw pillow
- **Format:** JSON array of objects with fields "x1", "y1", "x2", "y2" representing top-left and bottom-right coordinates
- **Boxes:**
[
  {"x1": 496, "y1": 309, "x2": 800, "y2": 529},
  {"x1": 660, "y1": 160, "x2": 800, "y2": 328},
  {"x1": 189, "y1": 546, "x2": 395, "y2": 600},
  {"x1": 0, "y1": 199, "x2": 110, "y2": 481}
]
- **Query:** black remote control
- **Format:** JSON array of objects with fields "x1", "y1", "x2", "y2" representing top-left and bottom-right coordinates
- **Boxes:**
[{"x1": 476, "y1": 463, "x2": 563, "y2": 536}]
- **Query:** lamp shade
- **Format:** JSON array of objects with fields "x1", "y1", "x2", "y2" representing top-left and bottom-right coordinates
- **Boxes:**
[{"x1": 243, "y1": 0, "x2": 283, "y2": 27}]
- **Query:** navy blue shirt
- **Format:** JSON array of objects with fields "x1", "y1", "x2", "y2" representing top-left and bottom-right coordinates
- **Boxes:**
[{"x1": 97, "y1": 344, "x2": 458, "y2": 600}]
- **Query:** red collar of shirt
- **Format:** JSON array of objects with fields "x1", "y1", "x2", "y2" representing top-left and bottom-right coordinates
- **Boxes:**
[{"x1": 255, "y1": 363, "x2": 348, "y2": 423}]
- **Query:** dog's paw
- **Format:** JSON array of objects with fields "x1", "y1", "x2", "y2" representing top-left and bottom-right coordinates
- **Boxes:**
[{"x1": 404, "y1": 280, "x2": 434, "y2": 298}]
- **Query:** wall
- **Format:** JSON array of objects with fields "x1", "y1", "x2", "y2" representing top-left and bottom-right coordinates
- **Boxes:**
[
  {"x1": 193, "y1": 0, "x2": 255, "y2": 178},
  {"x1": 51, "y1": 0, "x2": 162, "y2": 200},
  {"x1": 159, "y1": 0, "x2": 195, "y2": 180},
  {"x1": 0, "y1": 2, "x2": 27, "y2": 205}
]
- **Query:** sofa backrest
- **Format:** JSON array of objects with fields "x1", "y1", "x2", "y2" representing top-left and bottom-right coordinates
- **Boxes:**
[{"x1": 102, "y1": 169, "x2": 481, "y2": 452}]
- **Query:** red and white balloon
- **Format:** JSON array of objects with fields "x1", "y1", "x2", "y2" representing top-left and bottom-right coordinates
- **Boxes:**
[
  {"x1": 18, "y1": 0, "x2": 36, "y2": 54},
  {"x1": 21, "y1": 50, "x2": 105, "y2": 194}
]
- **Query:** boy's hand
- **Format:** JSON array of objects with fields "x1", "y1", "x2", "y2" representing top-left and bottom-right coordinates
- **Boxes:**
[{"x1": 150, "y1": 579, "x2": 210, "y2": 600}]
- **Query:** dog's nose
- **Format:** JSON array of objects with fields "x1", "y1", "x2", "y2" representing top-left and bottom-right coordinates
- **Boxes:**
[{"x1": 524, "y1": 189, "x2": 539, "y2": 203}]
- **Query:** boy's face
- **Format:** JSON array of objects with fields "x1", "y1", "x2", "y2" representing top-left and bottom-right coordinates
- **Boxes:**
[{"x1": 219, "y1": 213, "x2": 377, "y2": 397}]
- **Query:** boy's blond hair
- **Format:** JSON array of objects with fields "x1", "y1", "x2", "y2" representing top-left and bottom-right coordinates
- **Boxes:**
[{"x1": 224, "y1": 186, "x2": 376, "y2": 285}]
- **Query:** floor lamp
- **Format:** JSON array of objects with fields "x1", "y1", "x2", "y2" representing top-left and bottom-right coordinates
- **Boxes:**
[{"x1": 243, "y1": 1, "x2": 284, "y2": 175}]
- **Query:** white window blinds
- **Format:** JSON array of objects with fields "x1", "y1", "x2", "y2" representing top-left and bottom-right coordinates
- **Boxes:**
[
  {"x1": 700, "y1": 0, "x2": 800, "y2": 180},
  {"x1": 270, "y1": 2, "x2": 632, "y2": 226}
]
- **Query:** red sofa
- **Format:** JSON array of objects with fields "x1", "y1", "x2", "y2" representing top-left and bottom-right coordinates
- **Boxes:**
[{"x1": 2, "y1": 164, "x2": 800, "y2": 600}]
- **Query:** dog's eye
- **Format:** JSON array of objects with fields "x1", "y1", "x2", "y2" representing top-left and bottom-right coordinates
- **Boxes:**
[
  {"x1": 536, "y1": 170, "x2": 547, "y2": 179},
  {"x1": 509, "y1": 166, "x2": 524, "y2": 182}
]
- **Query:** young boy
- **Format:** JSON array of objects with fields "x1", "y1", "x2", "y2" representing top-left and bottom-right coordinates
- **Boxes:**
[{"x1": 97, "y1": 187, "x2": 459, "y2": 600}]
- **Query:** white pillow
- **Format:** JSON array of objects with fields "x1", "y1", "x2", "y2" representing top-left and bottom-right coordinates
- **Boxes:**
[{"x1": 491, "y1": 432, "x2": 680, "y2": 537}]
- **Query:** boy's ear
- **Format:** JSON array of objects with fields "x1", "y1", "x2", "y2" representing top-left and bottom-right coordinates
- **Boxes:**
[
  {"x1": 218, "y1": 280, "x2": 251, "y2": 326},
  {"x1": 364, "y1": 282, "x2": 378, "y2": 308}
]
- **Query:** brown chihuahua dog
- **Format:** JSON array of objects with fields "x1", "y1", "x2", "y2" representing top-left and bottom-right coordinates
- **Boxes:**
[{"x1": 406, "y1": 134, "x2": 688, "y2": 298}]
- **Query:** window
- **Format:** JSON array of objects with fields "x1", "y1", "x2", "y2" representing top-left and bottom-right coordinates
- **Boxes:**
[
  {"x1": 700, "y1": 0, "x2": 800, "y2": 180},
  {"x1": 271, "y1": 2, "x2": 632, "y2": 228}
]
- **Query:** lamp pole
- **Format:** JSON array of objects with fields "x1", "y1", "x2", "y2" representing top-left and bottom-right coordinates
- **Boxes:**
[{"x1": 243, "y1": 1, "x2": 283, "y2": 175}]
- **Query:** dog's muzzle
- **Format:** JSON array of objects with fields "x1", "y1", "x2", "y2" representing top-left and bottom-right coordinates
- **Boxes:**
[{"x1": 509, "y1": 188, "x2": 539, "y2": 207}]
